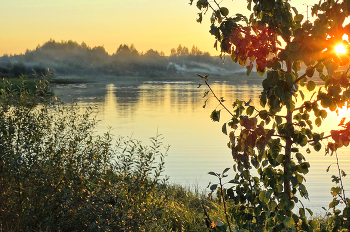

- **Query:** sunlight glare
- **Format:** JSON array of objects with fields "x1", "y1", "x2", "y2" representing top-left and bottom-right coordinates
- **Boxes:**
[{"x1": 335, "y1": 44, "x2": 346, "y2": 54}]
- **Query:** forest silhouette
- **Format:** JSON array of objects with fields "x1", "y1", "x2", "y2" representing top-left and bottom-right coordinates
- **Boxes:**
[{"x1": 0, "y1": 39, "x2": 246, "y2": 79}]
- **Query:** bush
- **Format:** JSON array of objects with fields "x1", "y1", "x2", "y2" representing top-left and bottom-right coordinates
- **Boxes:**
[{"x1": 0, "y1": 75, "x2": 222, "y2": 231}]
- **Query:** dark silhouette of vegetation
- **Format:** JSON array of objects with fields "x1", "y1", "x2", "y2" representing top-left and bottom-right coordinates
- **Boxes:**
[{"x1": 0, "y1": 40, "x2": 246, "y2": 79}]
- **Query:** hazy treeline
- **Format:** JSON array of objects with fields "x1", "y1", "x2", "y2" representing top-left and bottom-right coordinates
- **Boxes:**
[{"x1": 0, "y1": 39, "x2": 244, "y2": 78}]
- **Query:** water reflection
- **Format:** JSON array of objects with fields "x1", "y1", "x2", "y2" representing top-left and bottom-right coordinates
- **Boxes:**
[{"x1": 53, "y1": 80, "x2": 350, "y2": 214}]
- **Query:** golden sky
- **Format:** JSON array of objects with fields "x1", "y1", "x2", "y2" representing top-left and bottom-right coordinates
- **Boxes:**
[{"x1": 1, "y1": 0, "x2": 318, "y2": 56}]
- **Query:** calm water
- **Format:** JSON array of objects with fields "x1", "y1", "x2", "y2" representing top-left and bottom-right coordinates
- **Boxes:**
[{"x1": 53, "y1": 78, "x2": 350, "y2": 215}]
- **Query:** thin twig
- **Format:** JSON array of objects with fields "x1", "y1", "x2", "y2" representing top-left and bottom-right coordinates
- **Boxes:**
[
  {"x1": 335, "y1": 151, "x2": 346, "y2": 202},
  {"x1": 219, "y1": 177, "x2": 233, "y2": 232},
  {"x1": 204, "y1": 79, "x2": 235, "y2": 117}
]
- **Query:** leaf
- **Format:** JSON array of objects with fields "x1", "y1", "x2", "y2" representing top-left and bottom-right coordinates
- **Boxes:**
[
  {"x1": 320, "y1": 110, "x2": 327, "y2": 119},
  {"x1": 329, "y1": 198, "x2": 340, "y2": 208},
  {"x1": 228, "y1": 179, "x2": 237, "y2": 184},
  {"x1": 246, "y1": 106, "x2": 254, "y2": 116},
  {"x1": 341, "y1": 170, "x2": 346, "y2": 177},
  {"x1": 197, "y1": 12, "x2": 203, "y2": 23},
  {"x1": 220, "y1": 7, "x2": 229, "y2": 16},
  {"x1": 222, "y1": 123, "x2": 227, "y2": 135},
  {"x1": 275, "y1": 116, "x2": 282, "y2": 124},
  {"x1": 310, "y1": 220, "x2": 317, "y2": 229},
  {"x1": 246, "y1": 66, "x2": 252, "y2": 76},
  {"x1": 210, "y1": 110, "x2": 220, "y2": 122},
  {"x1": 210, "y1": 184, "x2": 218, "y2": 191},
  {"x1": 259, "y1": 110, "x2": 268, "y2": 120},
  {"x1": 307, "y1": 81, "x2": 316, "y2": 91},
  {"x1": 306, "y1": 67, "x2": 315, "y2": 77},
  {"x1": 326, "y1": 164, "x2": 332, "y2": 172},
  {"x1": 259, "y1": 191, "x2": 266, "y2": 202},
  {"x1": 306, "y1": 208, "x2": 313, "y2": 217},
  {"x1": 247, "y1": 1, "x2": 252, "y2": 11},
  {"x1": 222, "y1": 167, "x2": 230, "y2": 175},
  {"x1": 313, "y1": 142, "x2": 322, "y2": 151},
  {"x1": 291, "y1": 7, "x2": 298, "y2": 15},
  {"x1": 315, "y1": 117, "x2": 322, "y2": 127},
  {"x1": 339, "y1": 117, "x2": 346, "y2": 126},
  {"x1": 294, "y1": 14, "x2": 304, "y2": 22},
  {"x1": 277, "y1": 154, "x2": 284, "y2": 164},
  {"x1": 208, "y1": 171, "x2": 218, "y2": 177},
  {"x1": 284, "y1": 217, "x2": 294, "y2": 228},
  {"x1": 296, "y1": 153, "x2": 305, "y2": 163}
]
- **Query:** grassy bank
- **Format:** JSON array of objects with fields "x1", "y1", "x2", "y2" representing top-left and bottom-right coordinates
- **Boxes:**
[{"x1": 0, "y1": 76, "x2": 228, "y2": 231}]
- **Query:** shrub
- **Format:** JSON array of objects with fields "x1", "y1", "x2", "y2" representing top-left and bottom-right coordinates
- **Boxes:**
[{"x1": 0, "y1": 75, "x2": 222, "y2": 231}]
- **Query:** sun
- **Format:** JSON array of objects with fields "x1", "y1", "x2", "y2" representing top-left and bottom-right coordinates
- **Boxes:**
[{"x1": 335, "y1": 44, "x2": 346, "y2": 54}]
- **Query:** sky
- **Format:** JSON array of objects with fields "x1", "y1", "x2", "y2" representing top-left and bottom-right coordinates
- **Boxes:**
[{"x1": 1, "y1": 0, "x2": 319, "y2": 56}]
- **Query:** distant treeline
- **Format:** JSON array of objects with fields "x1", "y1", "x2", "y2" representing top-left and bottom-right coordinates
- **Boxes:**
[{"x1": 0, "y1": 39, "x2": 244, "y2": 78}]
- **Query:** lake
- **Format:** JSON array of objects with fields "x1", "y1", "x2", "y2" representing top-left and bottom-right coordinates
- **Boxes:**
[{"x1": 53, "y1": 77, "x2": 350, "y2": 215}]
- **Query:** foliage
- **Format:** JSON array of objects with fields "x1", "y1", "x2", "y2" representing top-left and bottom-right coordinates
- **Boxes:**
[
  {"x1": 0, "y1": 75, "x2": 224, "y2": 231},
  {"x1": 191, "y1": 0, "x2": 350, "y2": 230},
  {"x1": 0, "y1": 40, "x2": 237, "y2": 78},
  {"x1": 0, "y1": 62, "x2": 48, "y2": 79}
]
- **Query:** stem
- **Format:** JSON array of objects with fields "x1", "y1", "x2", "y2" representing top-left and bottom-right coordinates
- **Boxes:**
[
  {"x1": 204, "y1": 80, "x2": 235, "y2": 117},
  {"x1": 284, "y1": 59, "x2": 293, "y2": 200},
  {"x1": 248, "y1": 176, "x2": 259, "y2": 227},
  {"x1": 219, "y1": 177, "x2": 233, "y2": 232},
  {"x1": 335, "y1": 151, "x2": 346, "y2": 202},
  {"x1": 294, "y1": 62, "x2": 321, "y2": 84}
]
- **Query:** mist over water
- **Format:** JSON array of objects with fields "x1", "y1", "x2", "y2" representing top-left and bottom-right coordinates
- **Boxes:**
[{"x1": 168, "y1": 61, "x2": 246, "y2": 76}]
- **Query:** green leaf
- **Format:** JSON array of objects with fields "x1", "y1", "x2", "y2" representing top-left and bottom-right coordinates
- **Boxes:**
[
  {"x1": 315, "y1": 117, "x2": 322, "y2": 127},
  {"x1": 284, "y1": 217, "x2": 294, "y2": 228},
  {"x1": 320, "y1": 110, "x2": 327, "y2": 119},
  {"x1": 269, "y1": 200, "x2": 277, "y2": 209},
  {"x1": 277, "y1": 154, "x2": 284, "y2": 164},
  {"x1": 291, "y1": 7, "x2": 298, "y2": 15},
  {"x1": 220, "y1": 7, "x2": 229, "y2": 16},
  {"x1": 210, "y1": 110, "x2": 220, "y2": 122},
  {"x1": 307, "y1": 81, "x2": 316, "y2": 91},
  {"x1": 275, "y1": 116, "x2": 282, "y2": 124},
  {"x1": 306, "y1": 208, "x2": 313, "y2": 217},
  {"x1": 329, "y1": 198, "x2": 340, "y2": 208},
  {"x1": 222, "y1": 123, "x2": 227, "y2": 135},
  {"x1": 197, "y1": 12, "x2": 203, "y2": 23},
  {"x1": 259, "y1": 191, "x2": 267, "y2": 203},
  {"x1": 296, "y1": 153, "x2": 305, "y2": 163},
  {"x1": 309, "y1": 220, "x2": 317, "y2": 229},
  {"x1": 210, "y1": 184, "x2": 218, "y2": 191},
  {"x1": 247, "y1": 1, "x2": 252, "y2": 11},
  {"x1": 208, "y1": 171, "x2": 218, "y2": 177},
  {"x1": 313, "y1": 142, "x2": 321, "y2": 151},
  {"x1": 246, "y1": 106, "x2": 254, "y2": 116},
  {"x1": 222, "y1": 167, "x2": 230, "y2": 175},
  {"x1": 294, "y1": 14, "x2": 304, "y2": 22},
  {"x1": 259, "y1": 110, "x2": 268, "y2": 120}
]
